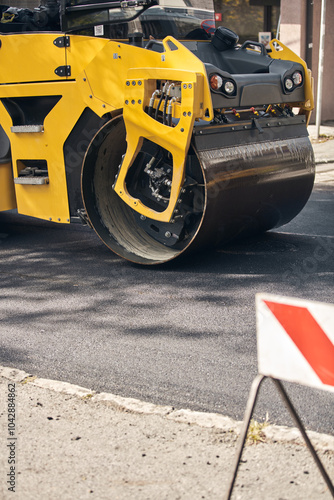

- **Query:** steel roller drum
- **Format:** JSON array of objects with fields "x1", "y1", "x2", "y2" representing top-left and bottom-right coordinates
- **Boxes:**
[{"x1": 81, "y1": 114, "x2": 315, "y2": 265}]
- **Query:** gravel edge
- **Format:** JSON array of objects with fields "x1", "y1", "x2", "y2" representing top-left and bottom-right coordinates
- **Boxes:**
[{"x1": 1, "y1": 364, "x2": 333, "y2": 452}]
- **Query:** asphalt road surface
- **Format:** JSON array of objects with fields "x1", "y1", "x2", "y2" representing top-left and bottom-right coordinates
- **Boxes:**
[{"x1": 0, "y1": 184, "x2": 333, "y2": 435}]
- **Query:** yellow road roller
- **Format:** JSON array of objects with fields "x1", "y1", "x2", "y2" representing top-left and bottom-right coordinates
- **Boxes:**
[{"x1": 0, "y1": 0, "x2": 315, "y2": 264}]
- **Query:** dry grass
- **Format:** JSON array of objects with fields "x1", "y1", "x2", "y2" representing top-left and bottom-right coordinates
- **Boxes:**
[{"x1": 246, "y1": 414, "x2": 270, "y2": 445}]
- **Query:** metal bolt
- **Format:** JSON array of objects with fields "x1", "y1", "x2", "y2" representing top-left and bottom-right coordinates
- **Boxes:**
[
  {"x1": 188, "y1": 84, "x2": 192, "y2": 89},
  {"x1": 126, "y1": 81, "x2": 130, "y2": 86},
  {"x1": 165, "y1": 231, "x2": 172, "y2": 238},
  {"x1": 49, "y1": 217, "x2": 52, "y2": 221},
  {"x1": 83, "y1": 77, "x2": 86, "y2": 82},
  {"x1": 102, "y1": 104, "x2": 106, "y2": 108},
  {"x1": 125, "y1": 100, "x2": 129, "y2": 105},
  {"x1": 131, "y1": 100, "x2": 135, "y2": 105},
  {"x1": 89, "y1": 95, "x2": 92, "y2": 99},
  {"x1": 132, "y1": 81, "x2": 136, "y2": 86},
  {"x1": 180, "y1": 128, "x2": 184, "y2": 132},
  {"x1": 140, "y1": 215, "x2": 146, "y2": 220},
  {"x1": 58, "y1": 218, "x2": 61, "y2": 221},
  {"x1": 138, "y1": 81, "x2": 142, "y2": 86},
  {"x1": 183, "y1": 84, "x2": 187, "y2": 89}
]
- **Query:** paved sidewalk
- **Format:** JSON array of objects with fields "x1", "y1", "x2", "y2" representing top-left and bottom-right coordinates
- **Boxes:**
[
  {"x1": 308, "y1": 121, "x2": 334, "y2": 143},
  {"x1": 0, "y1": 366, "x2": 333, "y2": 500},
  {"x1": 308, "y1": 121, "x2": 334, "y2": 185}
]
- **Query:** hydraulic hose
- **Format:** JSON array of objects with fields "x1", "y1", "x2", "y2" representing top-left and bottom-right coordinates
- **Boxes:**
[
  {"x1": 163, "y1": 82, "x2": 175, "y2": 125},
  {"x1": 154, "y1": 81, "x2": 169, "y2": 121},
  {"x1": 147, "y1": 89, "x2": 160, "y2": 117}
]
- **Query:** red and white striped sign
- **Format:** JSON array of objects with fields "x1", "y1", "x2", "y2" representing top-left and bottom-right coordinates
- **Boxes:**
[{"x1": 256, "y1": 294, "x2": 334, "y2": 393}]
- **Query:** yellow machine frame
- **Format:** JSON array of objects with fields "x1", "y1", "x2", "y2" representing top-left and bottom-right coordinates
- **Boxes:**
[{"x1": 0, "y1": 33, "x2": 313, "y2": 223}]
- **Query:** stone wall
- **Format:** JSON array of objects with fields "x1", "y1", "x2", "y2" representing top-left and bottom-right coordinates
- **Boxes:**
[
  {"x1": 312, "y1": 0, "x2": 334, "y2": 123},
  {"x1": 280, "y1": 0, "x2": 334, "y2": 123},
  {"x1": 280, "y1": 0, "x2": 306, "y2": 59}
]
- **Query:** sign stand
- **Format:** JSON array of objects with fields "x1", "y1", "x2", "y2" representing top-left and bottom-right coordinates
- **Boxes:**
[{"x1": 224, "y1": 373, "x2": 334, "y2": 500}]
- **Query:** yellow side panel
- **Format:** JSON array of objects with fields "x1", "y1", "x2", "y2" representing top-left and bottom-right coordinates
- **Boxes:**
[
  {"x1": 68, "y1": 36, "x2": 213, "y2": 117},
  {"x1": 0, "y1": 162, "x2": 16, "y2": 211},
  {"x1": 65, "y1": 36, "x2": 110, "y2": 77},
  {"x1": 0, "y1": 81, "x2": 96, "y2": 222},
  {"x1": 0, "y1": 34, "x2": 117, "y2": 223},
  {"x1": 0, "y1": 34, "x2": 66, "y2": 83}
]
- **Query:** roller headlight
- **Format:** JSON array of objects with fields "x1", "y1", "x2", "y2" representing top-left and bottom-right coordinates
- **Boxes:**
[
  {"x1": 210, "y1": 74, "x2": 223, "y2": 91},
  {"x1": 292, "y1": 71, "x2": 303, "y2": 86},
  {"x1": 284, "y1": 77, "x2": 294, "y2": 91},
  {"x1": 210, "y1": 74, "x2": 236, "y2": 97},
  {"x1": 224, "y1": 80, "x2": 236, "y2": 95}
]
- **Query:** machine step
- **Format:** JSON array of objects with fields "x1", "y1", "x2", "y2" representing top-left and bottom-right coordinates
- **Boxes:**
[
  {"x1": 11, "y1": 125, "x2": 44, "y2": 133},
  {"x1": 14, "y1": 176, "x2": 49, "y2": 185}
]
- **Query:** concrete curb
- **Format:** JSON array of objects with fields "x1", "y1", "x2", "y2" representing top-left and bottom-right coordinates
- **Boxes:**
[
  {"x1": 315, "y1": 159, "x2": 334, "y2": 165},
  {"x1": 1, "y1": 365, "x2": 333, "y2": 452}
]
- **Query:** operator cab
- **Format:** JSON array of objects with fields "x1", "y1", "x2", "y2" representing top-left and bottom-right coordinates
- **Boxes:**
[{"x1": 0, "y1": 0, "x2": 215, "y2": 40}]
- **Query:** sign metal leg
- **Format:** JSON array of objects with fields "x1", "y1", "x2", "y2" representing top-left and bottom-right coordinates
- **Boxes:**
[
  {"x1": 224, "y1": 374, "x2": 334, "y2": 499},
  {"x1": 224, "y1": 373, "x2": 266, "y2": 500},
  {"x1": 272, "y1": 377, "x2": 334, "y2": 497}
]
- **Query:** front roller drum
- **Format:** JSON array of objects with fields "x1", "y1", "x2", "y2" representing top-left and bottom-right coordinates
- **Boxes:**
[{"x1": 81, "y1": 115, "x2": 315, "y2": 265}]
